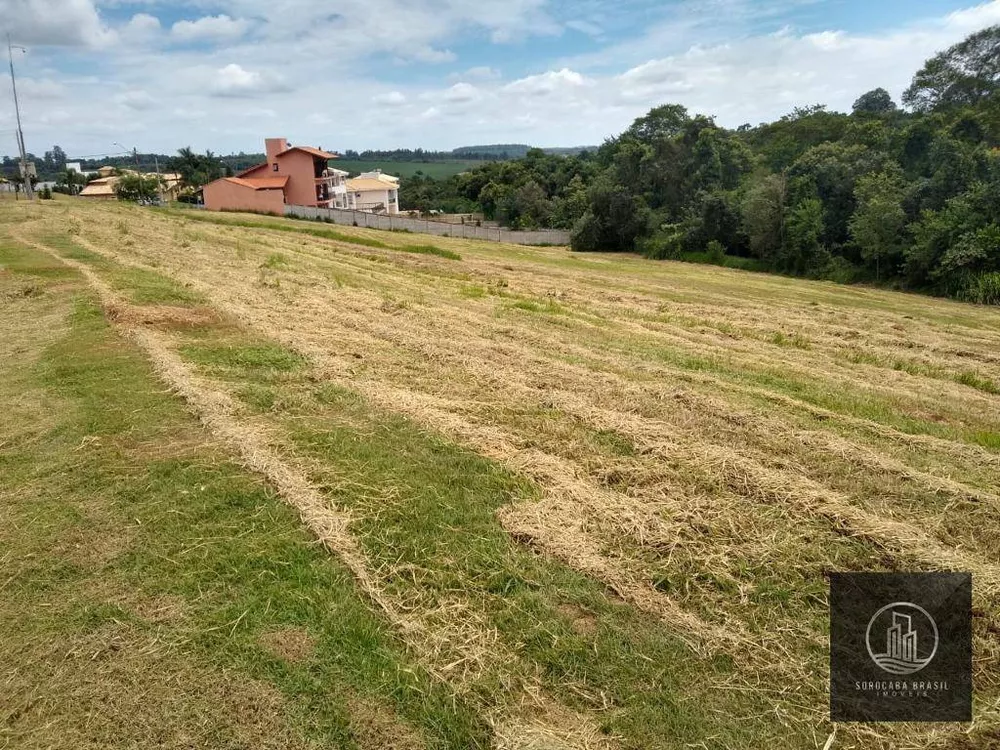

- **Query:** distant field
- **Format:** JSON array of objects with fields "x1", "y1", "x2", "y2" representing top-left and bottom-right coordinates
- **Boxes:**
[
  {"x1": 4, "y1": 197, "x2": 1000, "y2": 749},
  {"x1": 332, "y1": 159, "x2": 481, "y2": 179}
]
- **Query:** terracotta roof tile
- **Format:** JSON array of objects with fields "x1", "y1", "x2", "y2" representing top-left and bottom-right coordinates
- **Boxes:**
[
  {"x1": 80, "y1": 183, "x2": 116, "y2": 196},
  {"x1": 222, "y1": 176, "x2": 288, "y2": 190},
  {"x1": 237, "y1": 162, "x2": 269, "y2": 178},
  {"x1": 277, "y1": 145, "x2": 338, "y2": 160},
  {"x1": 346, "y1": 178, "x2": 398, "y2": 192}
]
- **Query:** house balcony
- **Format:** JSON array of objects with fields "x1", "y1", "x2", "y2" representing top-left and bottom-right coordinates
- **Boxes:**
[{"x1": 316, "y1": 177, "x2": 346, "y2": 191}]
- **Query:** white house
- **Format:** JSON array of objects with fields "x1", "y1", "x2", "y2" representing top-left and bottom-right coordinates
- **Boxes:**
[
  {"x1": 357, "y1": 169, "x2": 399, "y2": 186},
  {"x1": 321, "y1": 167, "x2": 350, "y2": 208},
  {"x1": 345, "y1": 169, "x2": 399, "y2": 214}
]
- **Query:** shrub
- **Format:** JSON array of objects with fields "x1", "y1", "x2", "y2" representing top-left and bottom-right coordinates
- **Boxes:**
[
  {"x1": 570, "y1": 212, "x2": 602, "y2": 252},
  {"x1": 960, "y1": 271, "x2": 1000, "y2": 305},
  {"x1": 637, "y1": 229, "x2": 683, "y2": 260},
  {"x1": 706, "y1": 240, "x2": 726, "y2": 264},
  {"x1": 821, "y1": 256, "x2": 861, "y2": 285}
]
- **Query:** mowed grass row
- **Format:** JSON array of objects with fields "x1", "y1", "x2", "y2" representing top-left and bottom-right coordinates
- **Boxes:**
[{"x1": 0, "y1": 236, "x2": 487, "y2": 748}]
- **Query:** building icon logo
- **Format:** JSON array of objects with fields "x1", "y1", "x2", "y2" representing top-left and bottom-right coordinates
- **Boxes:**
[{"x1": 865, "y1": 602, "x2": 939, "y2": 675}]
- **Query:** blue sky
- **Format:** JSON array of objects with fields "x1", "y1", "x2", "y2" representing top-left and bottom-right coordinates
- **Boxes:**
[{"x1": 1, "y1": 0, "x2": 999, "y2": 159}]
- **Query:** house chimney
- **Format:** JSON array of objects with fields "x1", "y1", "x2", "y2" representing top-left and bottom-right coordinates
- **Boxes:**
[{"x1": 265, "y1": 138, "x2": 288, "y2": 168}]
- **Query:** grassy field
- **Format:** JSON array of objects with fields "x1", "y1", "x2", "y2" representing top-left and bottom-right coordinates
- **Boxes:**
[
  {"x1": 3, "y1": 195, "x2": 999, "y2": 749},
  {"x1": 333, "y1": 160, "x2": 480, "y2": 179}
]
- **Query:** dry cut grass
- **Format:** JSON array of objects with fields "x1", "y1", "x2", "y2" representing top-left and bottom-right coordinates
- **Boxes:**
[{"x1": 10, "y1": 198, "x2": 1000, "y2": 748}]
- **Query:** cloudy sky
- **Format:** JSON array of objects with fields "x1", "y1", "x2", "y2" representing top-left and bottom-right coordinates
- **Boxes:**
[{"x1": 1, "y1": 0, "x2": 999, "y2": 159}]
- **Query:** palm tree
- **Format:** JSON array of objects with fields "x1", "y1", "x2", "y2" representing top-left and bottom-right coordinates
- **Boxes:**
[{"x1": 171, "y1": 147, "x2": 224, "y2": 190}]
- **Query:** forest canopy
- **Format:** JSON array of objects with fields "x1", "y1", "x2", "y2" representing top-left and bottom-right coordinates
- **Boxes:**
[{"x1": 401, "y1": 25, "x2": 1000, "y2": 304}]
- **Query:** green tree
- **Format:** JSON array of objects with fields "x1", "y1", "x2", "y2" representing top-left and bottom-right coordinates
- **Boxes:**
[
  {"x1": 624, "y1": 104, "x2": 690, "y2": 143},
  {"x1": 783, "y1": 198, "x2": 827, "y2": 274},
  {"x1": 550, "y1": 174, "x2": 589, "y2": 229},
  {"x1": 169, "y1": 147, "x2": 224, "y2": 190},
  {"x1": 903, "y1": 25, "x2": 1000, "y2": 112},
  {"x1": 742, "y1": 174, "x2": 787, "y2": 262},
  {"x1": 512, "y1": 180, "x2": 551, "y2": 229},
  {"x1": 115, "y1": 173, "x2": 162, "y2": 202},
  {"x1": 571, "y1": 178, "x2": 650, "y2": 253},
  {"x1": 850, "y1": 169, "x2": 909, "y2": 280},
  {"x1": 788, "y1": 142, "x2": 888, "y2": 249},
  {"x1": 852, "y1": 88, "x2": 898, "y2": 116}
]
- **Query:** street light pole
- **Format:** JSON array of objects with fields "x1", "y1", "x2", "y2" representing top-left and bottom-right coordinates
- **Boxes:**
[{"x1": 7, "y1": 34, "x2": 33, "y2": 201}]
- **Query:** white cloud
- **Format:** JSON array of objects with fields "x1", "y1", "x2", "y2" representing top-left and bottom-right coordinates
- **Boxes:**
[
  {"x1": 566, "y1": 19, "x2": 603, "y2": 37},
  {"x1": 372, "y1": 91, "x2": 407, "y2": 106},
  {"x1": 18, "y1": 77, "x2": 66, "y2": 99},
  {"x1": 452, "y1": 66, "x2": 502, "y2": 82},
  {"x1": 503, "y1": 68, "x2": 592, "y2": 96},
  {"x1": 123, "y1": 12, "x2": 161, "y2": 39},
  {"x1": 171, "y1": 15, "x2": 250, "y2": 43},
  {"x1": 114, "y1": 89, "x2": 156, "y2": 111},
  {"x1": 944, "y1": 1, "x2": 1000, "y2": 31},
  {"x1": 172, "y1": 107, "x2": 206, "y2": 120},
  {"x1": 209, "y1": 63, "x2": 290, "y2": 98},
  {"x1": 442, "y1": 82, "x2": 480, "y2": 102},
  {"x1": 408, "y1": 45, "x2": 457, "y2": 63},
  {"x1": 6, "y1": 0, "x2": 1000, "y2": 158},
  {"x1": 1, "y1": 0, "x2": 115, "y2": 46},
  {"x1": 608, "y1": 10, "x2": 1000, "y2": 124}
]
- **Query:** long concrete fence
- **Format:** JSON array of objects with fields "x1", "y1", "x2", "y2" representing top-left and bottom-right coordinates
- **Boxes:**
[{"x1": 283, "y1": 204, "x2": 570, "y2": 246}]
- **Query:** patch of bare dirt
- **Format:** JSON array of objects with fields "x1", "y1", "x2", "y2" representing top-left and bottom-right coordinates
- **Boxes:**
[
  {"x1": 348, "y1": 696, "x2": 426, "y2": 750},
  {"x1": 258, "y1": 627, "x2": 317, "y2": 664},
  {"x1": 105, "y1": 302, "x2": 221, "y2": 329},
  {"x1": 557, "y1": 603, "x2": 598, "y2": 637},
  {"x1": 129, "y1": 594, "x2": 188, "y2": 624}
]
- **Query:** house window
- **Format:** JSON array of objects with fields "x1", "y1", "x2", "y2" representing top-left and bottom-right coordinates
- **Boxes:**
[{"x1": 272, "y1": 163, "x2": 279, "y2": 172}]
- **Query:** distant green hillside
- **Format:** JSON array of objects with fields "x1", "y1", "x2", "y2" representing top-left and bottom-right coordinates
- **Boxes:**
[
  {"x1": 451, "y1": 144, "x2": 597, "y2": 158},
  {"x1": 334, "y1": 160, "x2": 478, "y2": 179}
]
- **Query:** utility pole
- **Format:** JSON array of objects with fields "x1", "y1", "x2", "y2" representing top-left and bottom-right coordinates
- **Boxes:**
[
  {"x1": 115, "y1": 142, "x2": 163, "y2": 204},
  {"x1": 153, "y1": 153, "x2": 163, "y2": 204},
  {"x1": 7, "y1": 34, "x2": 33, "y2": 201}
]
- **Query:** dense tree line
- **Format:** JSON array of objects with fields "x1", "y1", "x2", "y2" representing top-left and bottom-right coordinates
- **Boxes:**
[
  {"x1": 405, "y1": 27, "x2": 1000, "y2": 303},
  {"x1": 342, "y1": 147, "x2": 507, "y2": 161},
  {"x1": 398, "y1": 148, "x2": 600, "y2": 225},
  {"x1": 345, "y1": 145, "x2": 594, "y2": 161}
]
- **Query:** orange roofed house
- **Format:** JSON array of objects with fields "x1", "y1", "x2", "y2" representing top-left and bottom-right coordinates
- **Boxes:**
[{"x1": 202, "y1": 137, "x2": 346, "y2": 215}]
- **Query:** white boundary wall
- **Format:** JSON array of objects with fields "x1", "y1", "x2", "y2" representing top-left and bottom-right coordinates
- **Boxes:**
[{"x1": 284, "y1": 204, "x2": 570, "y2": 246}]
